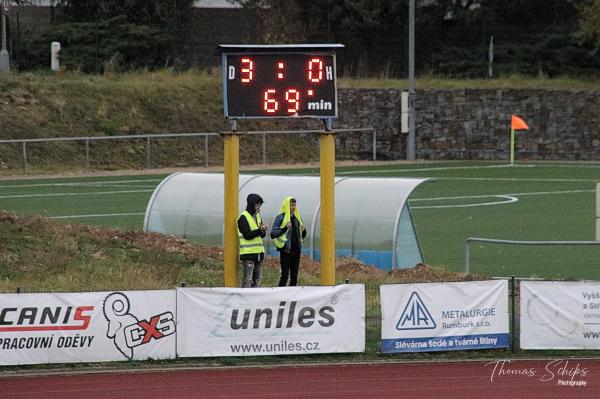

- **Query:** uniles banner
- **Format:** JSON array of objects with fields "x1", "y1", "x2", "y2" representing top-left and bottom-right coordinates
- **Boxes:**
[
  {"x1": 380, "y1": 280, "x2": 509, "y2": 353},
  {"x1": 0, "y1": 290, "x2": 176, "y2": 365},
  {"x1": 177, "y1": 285, "x2": 365, "y2": 357},
  {"x1": 521, "y1": 281, "x2": 600, "y2": 349}
]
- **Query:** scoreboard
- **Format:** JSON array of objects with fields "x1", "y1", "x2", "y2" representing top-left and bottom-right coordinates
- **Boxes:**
[{"x1": 218, "y1": 44, "x2": 343, "y2": 119}]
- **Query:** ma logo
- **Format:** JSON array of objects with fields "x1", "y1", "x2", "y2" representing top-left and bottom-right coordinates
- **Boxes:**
[{"x1": 396, "y1": 291, "x2": 436, "y2": 330}]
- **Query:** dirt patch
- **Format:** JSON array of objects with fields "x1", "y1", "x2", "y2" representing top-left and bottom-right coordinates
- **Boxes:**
[
  {"x1": 336, "y1": 257, "x2": 387, "y2": 278},
  {"x1": 386, "y1": 263, "x2": 485, "y2": 283},
  {"x1": 75, "y1": 225, "x2": 226, "y2": 260}
]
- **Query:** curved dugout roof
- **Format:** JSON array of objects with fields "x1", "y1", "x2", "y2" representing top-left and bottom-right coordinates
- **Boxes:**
[{"x1": 144, "y1": 173, "x2": 428, "y2": 270}]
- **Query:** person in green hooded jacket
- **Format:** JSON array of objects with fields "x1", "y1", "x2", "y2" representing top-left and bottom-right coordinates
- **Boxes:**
[{"x1": 270, "y1": 196, "x2": 307, "y2": 286}]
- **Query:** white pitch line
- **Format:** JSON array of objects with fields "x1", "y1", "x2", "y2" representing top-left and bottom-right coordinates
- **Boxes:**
[
  {"x1": 0, "y1": 190, "x2": 154, "y2": 199},
  {"x1": 410, "y1": 189, "x2": 594, "y2": 210},
  {"x1": 411, "y1": 195, "x2": 518, "y2": 209},
  {"x1": 51, "y1": 212, "x2": 146, "y2": 220},
  {"x1": 506, "y1": 189, "x2": 595, "y2": 196},
  {"x1": 338, "y1": 164, "x2": 518, "y2": 175},
  {"x1": 339, "y1": 171, "x2": 597, "y2": 183},
  {"x1": 429, "y1": 177, "x2": 599, "y2": 183},
  {"x1": 0, "y1": 179, "x2": 162, "y2": 189},
  {"x1": 410, "y1": 189, "x2": 594, "y2": 202},
  {"x1": 528, "y1": 163, "x2": 600, "y2": 169},
  {"x1": 411, "y1": 194, "x2": 517, "y2": 202},
  {"x1": 61, "y1": 184, "x2": 157, "y2": 189}
]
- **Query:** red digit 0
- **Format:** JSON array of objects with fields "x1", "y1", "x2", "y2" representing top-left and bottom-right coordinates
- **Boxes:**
[
  {"x1": 241, "y1": 58, "x2": 253, "y2": 83},
  {"x1": 308, "y1": 58, "x2": 323, "y2": 83},
  {"x1": 263, "y1": 89, "x2": 278, "y2": 113},
  {"x1": 285, "y1": 89, "x2": 300, "y2": 114}
]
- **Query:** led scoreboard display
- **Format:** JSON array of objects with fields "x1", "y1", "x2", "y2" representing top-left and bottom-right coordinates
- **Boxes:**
[{"x1": 218, "y1": 44, "x2": 343, "y2": 119}]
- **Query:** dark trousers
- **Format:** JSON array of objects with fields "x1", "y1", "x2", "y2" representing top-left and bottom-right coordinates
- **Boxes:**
[{"x1": 278, "y1": 251, "x2": 300, "y2": 287}]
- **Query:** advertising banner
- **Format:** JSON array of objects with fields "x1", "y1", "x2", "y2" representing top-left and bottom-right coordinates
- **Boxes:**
[
  {"x1": 177, "y1": 285, "x2": 365, "y2": 357},
  {"x1": 521, "y1": 281, "x2": 600, "y2": 349},
  {"x1": 381, "y1": 280, "x2": 509, "y2": 353},
  {"x1": 0, "y1": 290, "x2": 176, "y2": 365}
]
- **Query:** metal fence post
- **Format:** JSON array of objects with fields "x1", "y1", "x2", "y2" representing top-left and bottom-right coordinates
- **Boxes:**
[
  {"x1": 510, "y1": 275, "x2": 517, "y2": 353},
  {"x1": 262, "y1": 132, "x2": 266, "y2": 164},
  {"x1": 464, "y1": 239, "x2": 470, "y2": 274},
  {"x1": 0, "y1": 129, "x2": 373, "y2": 172},
  {"x1": 204, "y1": 134, "x2": 209, "y2": 168},
  {"x1": 22, "y1": 142, "x2": 28, "y2": 172},
  {"x1": 145, "y1": 136, "x2": 151, "y2": 168},
  {"x1": 85, "y1": 139, "x2": 90, "y2": 170},
  {"x1": 372, "y1": 130, "x2": 377, "y2": 161}
]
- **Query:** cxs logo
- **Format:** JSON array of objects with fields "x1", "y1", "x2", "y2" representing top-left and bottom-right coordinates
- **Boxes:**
[
  {"x1": 103, "y1": 292, "x2": 175, "y2": 359},
  {"x1": 124, "y1": 312, "x2": 176, "y2": 348}
]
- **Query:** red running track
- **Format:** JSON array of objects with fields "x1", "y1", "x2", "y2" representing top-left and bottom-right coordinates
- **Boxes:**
[{"x1": 1, "y1": 360, "x2": 599, "y2": 399}]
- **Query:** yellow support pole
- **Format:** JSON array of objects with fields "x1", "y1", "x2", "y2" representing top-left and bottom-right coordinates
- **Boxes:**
[
  {"x1": 223, "y1": 133, "x2": 239, "y2": 287},
  {"x1": 319, "y1": 132, "x2": 336, "y2": 286}
]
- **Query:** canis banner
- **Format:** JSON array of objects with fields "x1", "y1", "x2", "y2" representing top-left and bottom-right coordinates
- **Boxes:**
[{"x1": 0, "y1": 290, "x2": 176, "y2": 365}]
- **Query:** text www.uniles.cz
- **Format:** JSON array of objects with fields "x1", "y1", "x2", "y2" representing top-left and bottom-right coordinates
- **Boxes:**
[
  {"x1": 230, "y1": 340, "x2": 320, "y2": 354},
  {"x1": 583, "y1": 331, "x2": 600, "y2": 338}
]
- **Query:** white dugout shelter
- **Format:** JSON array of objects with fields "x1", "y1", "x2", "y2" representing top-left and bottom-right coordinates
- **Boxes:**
[{"x1": 144, "y1": 173, "x2": 428, "y2": 270}]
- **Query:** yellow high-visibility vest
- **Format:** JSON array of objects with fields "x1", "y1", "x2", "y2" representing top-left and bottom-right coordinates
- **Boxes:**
[
  {"x1": 274, "y1": 196, "x2": 303, "y2": 250},
  {"x1": 238, "y1": 211, "x2": 265, "y2": 256}
]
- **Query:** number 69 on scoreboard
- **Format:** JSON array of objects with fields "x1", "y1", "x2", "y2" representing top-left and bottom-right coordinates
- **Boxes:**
[{"x1": 217, "y1": 44, "x2": 343, "y2": 119}]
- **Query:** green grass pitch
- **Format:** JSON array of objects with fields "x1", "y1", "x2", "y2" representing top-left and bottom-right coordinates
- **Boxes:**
[{"x1": 1, "y1": 161, "x2": 598, "y2": 279}]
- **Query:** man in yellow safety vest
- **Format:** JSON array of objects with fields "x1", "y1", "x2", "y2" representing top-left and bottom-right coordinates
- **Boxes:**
[
  {"x1": 237, "y1": 193, "x2": 268, "y2": 287},
  {"x1": 270, "y1": 196, "x2": 307, "y2": 286}
]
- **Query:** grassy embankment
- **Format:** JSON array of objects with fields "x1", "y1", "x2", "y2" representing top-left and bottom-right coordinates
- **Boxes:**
[
  {"x1": 0, "y1": 209, "x2": 475, "y2": 293},
  {"x1": 1, "y1": 71, "x2": 600, "y2": 174}
]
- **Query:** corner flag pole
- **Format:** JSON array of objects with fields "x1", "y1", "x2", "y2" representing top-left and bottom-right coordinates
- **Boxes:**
[
  {"x1": 510, "y1": 115, "x2": 529, "y2": 166},
  {"x1": 510, "y1": 127, "x2": 515, "y2": 166}
]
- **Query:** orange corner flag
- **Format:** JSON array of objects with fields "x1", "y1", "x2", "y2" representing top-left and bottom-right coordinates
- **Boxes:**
[{"x1": 511, "y1": 115, "x2": 529, "y2": 130}]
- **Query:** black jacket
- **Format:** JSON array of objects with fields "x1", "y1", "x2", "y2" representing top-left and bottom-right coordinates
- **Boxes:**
[
  {"x1": 237, "y1": 194, "x2": 266, "y2": 262},
  {"x1": 270, "y1": 213, "x2": 307, "y2": 254}
]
